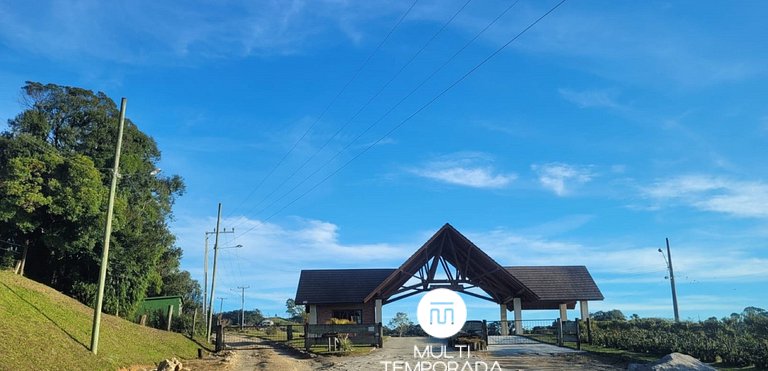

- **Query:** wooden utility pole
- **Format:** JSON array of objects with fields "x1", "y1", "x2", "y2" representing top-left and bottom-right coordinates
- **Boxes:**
[
  {"x1": 233, "y1": 286, "x2": 250, "y2": 330},
  {"x1": 206, "y1": 203, "x2": 223, "y2": 342}
]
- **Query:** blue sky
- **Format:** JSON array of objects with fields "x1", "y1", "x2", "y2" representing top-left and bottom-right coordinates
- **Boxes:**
[{"x1": 1, "y1": 0, "x2": 767, "y2": 323}]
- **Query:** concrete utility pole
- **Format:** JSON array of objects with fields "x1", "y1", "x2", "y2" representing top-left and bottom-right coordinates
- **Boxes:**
[
  {"x1": 218, "y1": 297, "x2": 226, "y2": 315},
  {"x1": 206, "y1": 203, "x2": 223, "y2": 341},
  {"x1": 91, "y1": 98, "x2": 127, "y2": 355},
  {"x1": 659, "y1": 238, "x2": 680, "y2": 322},
  {"x1": 204, "y1": 228, "x2": 233, "y2": 333},
  {"x1": 233, "y1": 286, "x2": 250, "y2": 330}
]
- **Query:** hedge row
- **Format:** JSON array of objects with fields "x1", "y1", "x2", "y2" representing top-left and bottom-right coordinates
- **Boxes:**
[{"x1": 590, "y1": 315, "x2": 768, "y2": 367}]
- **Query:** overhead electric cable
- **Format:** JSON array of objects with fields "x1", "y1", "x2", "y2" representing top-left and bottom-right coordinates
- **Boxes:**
[
  {"x1": 226, "y1": 0, "x2": 420, "y2": 218},
  {"x1": 236, "y1": 0, "x2": 568, "y2": 239},
  {"x1": 233, "y1": 0, "x2": 475, "y2": 222},
  {"x1": 244, "y1": 0, "x2": 522, "y2": 221}
]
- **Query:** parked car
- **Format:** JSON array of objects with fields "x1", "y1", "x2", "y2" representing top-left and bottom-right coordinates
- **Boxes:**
[
  {"x1": 259, "y1": 319, "x2": 275, "y2": 327},
  {"x1": 448, "y1": 320, "x2": 486, "y2": 349}
]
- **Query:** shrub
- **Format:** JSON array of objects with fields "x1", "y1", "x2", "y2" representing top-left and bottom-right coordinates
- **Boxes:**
[{"x1": 590, "y1": 308, "x2": 768, "y2": 367}]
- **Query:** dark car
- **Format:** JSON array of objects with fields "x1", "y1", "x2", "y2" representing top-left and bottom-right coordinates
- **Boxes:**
[{"x1": 448, "y1": 320, "x2": 485, "y2": 349}]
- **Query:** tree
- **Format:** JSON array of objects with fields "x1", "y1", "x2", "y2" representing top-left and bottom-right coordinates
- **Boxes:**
[
  {"x1": 591, "y1": 309, "x2": 626, "y2": 321},
  {"x1": 285, "y1": 298, "x2": 306, "y2": 322},
  {"x1": 0, "y1": 82, "x2": 187, "y2": 318},
  {"x1": 388, "y1": 312, "x2": 413, "y2": 337}
]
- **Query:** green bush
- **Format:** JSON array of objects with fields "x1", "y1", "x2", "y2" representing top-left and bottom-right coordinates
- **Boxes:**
[{"x1": 590, "y1": 308, "x2": 768, "y2": 367}]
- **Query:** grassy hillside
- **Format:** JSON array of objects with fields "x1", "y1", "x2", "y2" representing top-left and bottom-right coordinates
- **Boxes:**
[{"x1": 0, "y1": 270, "x2": 201, "y2": 370}]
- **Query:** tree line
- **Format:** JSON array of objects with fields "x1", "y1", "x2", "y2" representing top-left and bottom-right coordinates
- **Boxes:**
[{"x1": 0, "y1": 82, "x2": 200, "y2": 319}]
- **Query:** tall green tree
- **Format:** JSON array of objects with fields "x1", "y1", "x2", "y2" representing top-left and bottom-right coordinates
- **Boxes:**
[{"x1": 0, "y1": 82, "x2": 189, "y2": 318}]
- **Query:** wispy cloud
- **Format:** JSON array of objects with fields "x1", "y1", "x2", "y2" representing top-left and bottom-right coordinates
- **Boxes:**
[
  {"x1": 531, "y1": 163, "x2": 594, "y2": 196},
  {"x1": 509, "y1": 3, "x2": 766, "y2": 88},
  {"x1": 644, "y1": 175, "x2": 768, "y2": 218},
  {"x1": 558, "y1": 88, "x2": 622, "y2": 109},
  {"x1": 410, "y1": 152, "x2": 516, "y2": 189},
  {"x1": 173, "y1": 215, "x2": 768, "y2": 315},
  {"x1": 173, "y1": 215, "x2": 410, "y2": 312},
  {"x1": 468, "y1": 227, "x2": 768, "y2": 284},
  {"x1": 0, "y1": 1, "x2": 407, "y2": 64}
]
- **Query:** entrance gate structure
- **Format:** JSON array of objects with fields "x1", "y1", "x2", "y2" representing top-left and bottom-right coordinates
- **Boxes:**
[{"x1": 295, "y1": 224, "x2": 604, "y2": 347}]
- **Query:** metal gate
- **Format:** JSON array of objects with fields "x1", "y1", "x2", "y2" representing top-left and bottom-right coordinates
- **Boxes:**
[
  {"x1": 217, "y1": 324, "x2": 302, "y2": 350},
  {"x1": 485, "y1": 319, "x2": 560, "y2": 345}
]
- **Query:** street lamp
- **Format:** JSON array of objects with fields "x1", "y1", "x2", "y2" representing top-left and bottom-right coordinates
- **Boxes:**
[{"x1": 658, "y1": 238, "x2": 680, "y2": 322}]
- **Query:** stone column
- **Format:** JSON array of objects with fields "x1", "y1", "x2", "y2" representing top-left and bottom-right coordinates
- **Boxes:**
[
  {"x1": 500, "y1": 304, "x2": 509, "y2": 336},
  {"x1": 309, "y1": 305, "x2": 318, "y2": 324},
  {"x1": 559, "y1": 303, "x2": 568, "y2": 322},
  {"x1": 513, "y1": 298, "x2": 523, "y2": 335},
  {"x1": 375, "y1": 299, "x2": 383, "y2": 324},
  {"x1": 579, "y1": 301, "x2": 589, "y2": 320}
]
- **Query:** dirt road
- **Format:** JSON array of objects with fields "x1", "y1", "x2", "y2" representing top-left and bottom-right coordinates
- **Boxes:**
[{"x1": 185, "y1": 337, "x2": 626, "y2": 370}]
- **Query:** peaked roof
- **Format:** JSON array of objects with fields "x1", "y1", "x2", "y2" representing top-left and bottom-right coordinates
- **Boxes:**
[
  {"x1": 363, "y1": 224, "x2": 538, "y2": 304},
  {"x1": 295, "y1": 269, "x2": 396, "y2": 304},
  {"x1": 504, "y1": 266, "x2": 604, "y2": 301}
]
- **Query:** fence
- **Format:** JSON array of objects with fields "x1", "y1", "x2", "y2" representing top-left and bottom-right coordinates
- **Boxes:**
[
  {"x1": 483, "y1": 318, "x2": 588, "y2": 349},
  {"x1": 216, "y1": 323, "x2": 304, "y2": 351},
  {"x1": 304, "y1": 323, "x2": 383, "y2": 352}
]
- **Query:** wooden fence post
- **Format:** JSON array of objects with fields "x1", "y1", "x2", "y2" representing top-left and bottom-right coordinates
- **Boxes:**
[
  {"x1": 166, "y1": 305, "x2": 174, "y2": 331},
  {"x1": 587, "y1": 318, "x2": 593, "y2": 344},
  {"x1": 304, "y1": 323, "x2": 310, "y2": 351},
  {"x1": 557, "y1": 318, "x2": 563, "y2": 347},
  {"x1": 287, "y1": 325, "x2": 293, "y2": 341},
  {"x1": 191, "y1": 308, "x2": 198, "y2": 337},
  {"x1": 377, "y1": 323, "x2": 383, "y2": 348},
  {"x1": 215, "y1": 324, "x2": 224, "y2": 352},
  {"x1": 575, "y1": 318, "x2": 581, "y2": 350}
]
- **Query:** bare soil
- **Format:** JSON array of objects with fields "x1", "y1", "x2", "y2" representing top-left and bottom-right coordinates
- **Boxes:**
[{"x1": 183, "y1": 337, "x2": 625, "y2": 370}]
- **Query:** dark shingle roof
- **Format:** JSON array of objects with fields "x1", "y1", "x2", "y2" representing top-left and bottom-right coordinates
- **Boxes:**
[
  {"x1": 504, "y1": 266, "x2": 604, "y2": 301},
  {"x1": 295, "y1": 269, "x2": 396, "y2": 304}
]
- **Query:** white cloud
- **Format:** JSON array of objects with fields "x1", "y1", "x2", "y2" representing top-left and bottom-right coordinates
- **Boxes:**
[
  {"x1": 531, "y1": 163, "x2": 594, "y2": 196},
  {"x1": 511, "y1": 3, "x2": 766, "y2": 88},
  {"x1": 173, "y1": 215, "x2": 411, "y2": 313},
  {"x1": 0, "y1": 1, "x2": 407, "y2": 63},
  {"x1": 467, "y1": 228, "x2": 768, "y2": 284},
  {"x1": 558, "y1": 88, "x2": 622, "y2": 109},
  {"x1": 173, "y1": 215, "x2": 768, "y2": 315},
  {"x1": 411, "y1": 152, "x2": 516, "y2": 189},
  {"x1": 644, "y1": 175, "x2": 768, "y2": 218}
]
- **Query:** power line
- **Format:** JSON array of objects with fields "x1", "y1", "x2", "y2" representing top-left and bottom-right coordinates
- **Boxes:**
[
  {"x1": 235, "y1": 0, "x2": 568, "y2": 239},
  {"x1": 226, "y1": 0, "x2": 420, "y2": 219},
  {"x1": 232, "y1": 0, "x2": 475, "y2": 224},
  {"x1": 240, "y1": 0, "x2": 523, "y2": 225}
]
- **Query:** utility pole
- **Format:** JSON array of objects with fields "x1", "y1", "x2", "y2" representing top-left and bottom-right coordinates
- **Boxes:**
[
  {"x1": 206, "y1": 203, "x2": 223, "y2": 342},
  {"x1": 233, "y1": 286, "x2": 250, "y2": 330},
  {"x1": 218, "y1": 297, "x2": 226, "y2": 315},
  {"x1": 91, "y1": 97, "x2": 127, "y2": 355},
  {"x1": 204, "y1": 228, "x2": 233, "y2": 334},
  {"x1": 659, "y1": 238, "x2": 680, "y2": 322}
]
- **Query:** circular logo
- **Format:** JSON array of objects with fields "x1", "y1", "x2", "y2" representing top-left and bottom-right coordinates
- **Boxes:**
[{"x1": 416, "y1": 288, "x2": 467, "y2": 338}]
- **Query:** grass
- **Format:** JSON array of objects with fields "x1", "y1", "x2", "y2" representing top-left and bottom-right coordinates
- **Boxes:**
[{"x1": 0, "y1": 270, "x2": 202, "y2": 370}]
